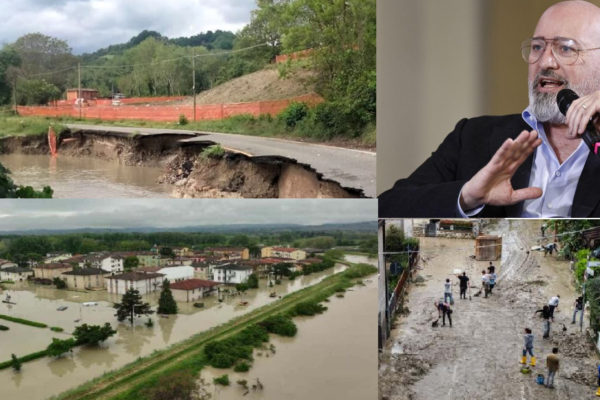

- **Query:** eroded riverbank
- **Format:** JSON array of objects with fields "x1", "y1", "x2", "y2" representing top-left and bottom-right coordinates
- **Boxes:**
[{"x1": 0, "y1": 131, "x2": 366, "y2": 198}]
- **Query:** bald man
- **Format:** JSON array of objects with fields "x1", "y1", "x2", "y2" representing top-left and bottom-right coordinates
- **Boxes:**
[{"x1": 379, "y1": 1, "x2": 600, "y2": 218}]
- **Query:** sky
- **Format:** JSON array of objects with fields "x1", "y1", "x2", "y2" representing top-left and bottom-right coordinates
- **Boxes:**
[
  {"x1": 0, "y1": 0, "x2": 256, "y2": 54},
  {"x1": 0, "y1": 200, "x2": 377, "y2": 231}
]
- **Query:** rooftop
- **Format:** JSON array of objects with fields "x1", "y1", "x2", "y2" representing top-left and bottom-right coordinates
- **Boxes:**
[
  {"x1": 170, "y1": 279, "x2": 220, "y2": 291},
  {"x1": 106, "y1": 272, "x2": 164, "y2": 281},
  {"x1": 272, "y1": 247, "x2": 298, "y2": 252},
  {"x1": 2, "y1": 266, "x2": 33, "y2": 273},
  {"x1": 213, "y1": 263, "x2": 253, "y2": 271},
  {"x1": 62, "y1": 268, "x2": 110, "y2": 276},
  {"x1": 35, "y1": 263, "x2": 72, "y2": 270}
]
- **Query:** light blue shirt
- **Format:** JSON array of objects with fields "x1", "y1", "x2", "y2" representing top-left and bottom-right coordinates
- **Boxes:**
[{"x1": 458, "y1": 107, "x2": 589, "y2": 217}]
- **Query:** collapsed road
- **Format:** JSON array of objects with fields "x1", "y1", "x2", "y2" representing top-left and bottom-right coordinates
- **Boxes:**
[
  {"x1": 65, "y1": 123, "x2": 376, "y2": 197},
  {"x1": 0, "y1": 126, "x2": 372, "y2": 198},
  {"x1": 379, "y1": 220, "x2": 599, "y2": 400}
]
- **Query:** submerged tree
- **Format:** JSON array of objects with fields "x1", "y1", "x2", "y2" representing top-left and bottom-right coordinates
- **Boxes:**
[
  {"x1": 115, "y1": 288, "x2": 154, "y2": 324},
  {"x1": 157, "y1": 279, "x2": 178, "y2": 315},
  {"x1": 73, "y1": 323, "x2": 116, "y2": 346},
  {"x1": 11, "y1": 354, "x2": 21, "y2": 372},
  {"x1": 46, "y1": 338, "x2": 75, "y2": 358}
]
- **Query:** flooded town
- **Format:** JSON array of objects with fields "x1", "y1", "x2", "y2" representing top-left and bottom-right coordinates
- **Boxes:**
[
  {"x1": 379, "y1": 219, "x2": 600, "y2": 400},
  {"x1": 0, "y1": 199, "x2": 377, "y2": 400}
]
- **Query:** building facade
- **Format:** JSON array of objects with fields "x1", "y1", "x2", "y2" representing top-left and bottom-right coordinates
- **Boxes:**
[
  {"x1": 0, "y1": 267, "x2": 33, "y2": 282},
  {"x1": 105, "y1": 272, "x2": 164, "y2": 295},
  {"x1": 212, "y1": 264, "x2": 253, "y2": 284},
  {"x1": 62, "y1": 268, "x2": 110, "y2": 289},
  {"x1": 33, "y1": 263, "x2": 73, "y2": 280},
  {"x1": 170, "y1": 280, "x2": 220, "y2": 302}
]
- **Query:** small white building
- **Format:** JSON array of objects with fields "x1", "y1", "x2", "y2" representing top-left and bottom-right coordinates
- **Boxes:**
[
  {"x1": 212, "y1": 264, "x2": 253, "y2": 285},
  {"x1": 170, "y1": 279, "x2": 220, "y2": 302},
  {"x1": 105, "y1": 272, "x2": 164, "y2": 295},
  {"x1": 0, "y1": 266, "x2": 33, "y2": 282},
  {"x1": 0, "y1": 261, "x2": 18, "y2": 270},
  {"x1": 138, "y1": 265, "x2": 194, "y2": 283}
]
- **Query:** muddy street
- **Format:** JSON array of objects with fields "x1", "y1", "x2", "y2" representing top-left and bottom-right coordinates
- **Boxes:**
[
  {"x1": 0, "y1": 255, "x2": 373, "y2": 399},
  {"x1": 379, "y1": 221, "x2": 599, "y2": 400}
]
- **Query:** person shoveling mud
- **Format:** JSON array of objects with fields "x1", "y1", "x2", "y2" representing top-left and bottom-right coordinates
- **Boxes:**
[
  {"x1": 457, "y1": 272, "x2": 469, "y2": 300},
  {"x1": 433, "y1": 298, "x2": 453, "y2": 327},
  {"x1": 534, "y1": 305, "x2": 552, "y2": 339}
]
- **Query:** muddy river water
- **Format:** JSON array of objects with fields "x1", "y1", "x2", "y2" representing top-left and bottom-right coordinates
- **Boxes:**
[
  {"x1": 0, "y1": 154, "x2": 170, "y2": 198},
  {"x1": 0, "y1": 255, "x2": 375, "y2": 399}
]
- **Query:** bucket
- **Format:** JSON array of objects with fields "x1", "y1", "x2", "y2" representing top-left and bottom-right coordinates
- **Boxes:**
[{"x1": 537, "y1": 374, "x2": 545, "y2": 385}]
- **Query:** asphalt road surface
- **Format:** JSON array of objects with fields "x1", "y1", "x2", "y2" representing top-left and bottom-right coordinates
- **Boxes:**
[{"x1": 66, "y1": 124, "x2": 376, "y2": 197}]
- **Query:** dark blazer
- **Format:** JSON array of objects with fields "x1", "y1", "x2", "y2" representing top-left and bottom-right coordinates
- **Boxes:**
[{"x1": 378, "y1": 114, "x2": 600, "y2": 218}]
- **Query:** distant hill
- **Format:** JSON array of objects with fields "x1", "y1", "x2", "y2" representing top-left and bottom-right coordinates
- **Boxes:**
[
  {"x1": 0, "y1": 221, "x2": 376, "y2": 236},
  {"x1": 80, "y1": 29, "x2": 236, "y2": 63}
]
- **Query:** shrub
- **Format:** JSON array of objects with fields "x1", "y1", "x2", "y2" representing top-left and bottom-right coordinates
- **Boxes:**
[
  {"x1": 279, "y1": 102, "x2": 309, "y2": 129},
  {"x1": 142, "y1": 370, "x2": 206, "y2": 400},
  {"x1": 178, "y1": 114, "x2": 188, "y2": 125},
  {"x1": 234, "y1": 362, "x2": 250, "y2": 372},
  {"x1": 50, "y1": 327, "x2": 63, "y2": 332},
  {"x1": 200, "y1": 144, "x2": 225, "y2": 160},
  {"x1": 236, "y1": 283, "x2": 250, "y2": 292},
  {"x1": 53, "y1": 277, "x2": 67, "y2": 289},
  {"x1": 0, "y1": 325, "x2": 8, "y2": 331},
  {"x1": 213, "y1": 374, "x2": 230, "y2": 386},
  {"x1": 73, "y1": 323, "x2": 117, "y2": 346},
  {"x1": 247, "y1": 274, "x2": 259, "y2": 289},
  {"x1": 291, "y1": 301, "x2": 328, "y2": 317},
  {"x1": 259, "y1": 314, "x2": 297, "y2": 337},
  {"x1": 11, "y1": 354, "x2": 21, "y2": 372},
  {"x1": 0, "y1": 314, "x2": 47, "y2": 328},
  {"x1": 145, "y1": 318, "x2": 154, "y2": 328},
  {"x1": 46, "y1": 338, "x2": 76, "y2": 358}
]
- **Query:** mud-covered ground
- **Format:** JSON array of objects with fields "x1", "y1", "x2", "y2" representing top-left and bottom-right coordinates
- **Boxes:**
[{"x1": 379, "y1": 220, "x2": 599, "y2": 400}]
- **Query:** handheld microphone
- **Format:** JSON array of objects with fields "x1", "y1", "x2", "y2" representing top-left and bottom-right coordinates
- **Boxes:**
[{"x1": 557, "y1": 88, "x2": 600, "y2": 156}]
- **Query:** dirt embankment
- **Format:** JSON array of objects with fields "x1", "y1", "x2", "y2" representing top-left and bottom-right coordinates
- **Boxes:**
[
  {"x1": 160, "y1": 144, "x2": 364, "y2": 199},
  {"x1": 0, "y1": 132, "x2": 364, "y2": 199}
]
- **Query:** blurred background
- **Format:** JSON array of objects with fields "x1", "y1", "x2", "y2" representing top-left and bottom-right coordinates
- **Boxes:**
[{"x1": 377, "y1": 0, "x2": 600, "y2": 195}]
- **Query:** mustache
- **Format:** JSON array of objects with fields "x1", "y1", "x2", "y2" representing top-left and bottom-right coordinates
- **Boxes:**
[{"x1": 533, "y1": 70, "x2": 568, "y2": 88}]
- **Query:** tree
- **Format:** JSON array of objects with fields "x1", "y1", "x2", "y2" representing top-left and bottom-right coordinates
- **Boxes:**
[
  {"x1": 142, "y1": 370, "x2": 211, "y2": 400},
  {"x1": 0, "y1": 45, "x2": 21, "y2": 106},
  {"x1": 157, "y1": 279, "x2": 178, "y2": 314},
  {"x1": 160, "y1": 247, "x2": 174, "y2": 257},
  {"x1": 73, "y1": 323, "x2": 117, "y2": 346},
  {"x1": 124, "y1": 255, "x2": 140, "y2": 272},
  {"x1": 53, "y1": 277, "x2": 67, "y2": 289},
  {"x1": 236, "y1": 282, "x2": 250, "y2": 292},
  {"x1": 114, "y1": 288, "x2": 154, "y2": 324},
  {"x1": 11, "y1": 354, "x2": 21, "y2": 372},
  {"x1": 229, "y1": 235, "x2": 250, "y2": 247},
  {"x1": 46, "y1": 338, "x2": 75, "y2": 358},
  {"x1": 272, "y1": 263, "x2": 291, "y2": 279},
  {"x1": 247, "y1": 273, "x2": 259, "y2": 289},
  {"x1": 324, "y1": 249, "x2": 344, "y2": 260}
]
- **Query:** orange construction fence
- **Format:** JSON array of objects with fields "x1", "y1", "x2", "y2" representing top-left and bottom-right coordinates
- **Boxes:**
[{"x1": 18, "y1": 94, "x2": 324, "y2": 122}]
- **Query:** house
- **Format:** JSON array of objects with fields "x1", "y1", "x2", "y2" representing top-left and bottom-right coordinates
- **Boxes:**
[
  {"x1": 138, "y1": 265, "x2": 194, "y2": 283},
  {"x1": 66, "y1": 88, "x2": 98, "y2": 101},
  {"x1": 191, "y1": 262, "x2": 212, "y2": 280},
  {"x1": 294, "y1": 258, "x2": 323, "y2": 272},
  {"x1": 0, "y1": 260, "x2": 18, "y2": 269},
  {"x1": 166, "y1": 257, "x2": 193, "y2": 266},
  {"x1": 212, "y1": 264, "x2": 253, "y2": 284},
  {"x1": 44, "y1": 253, "x2": 73, "y2": 264},
  {"x1": 62, "y1": 268, "x2": 110, "y2": 290},
  {"x1": 105, "y1": 272, "x2": 164, "y2": 295},
  {"x1": 135, "y1": 252, "x2": 165, "y2": 268},
  {"x1": 150, "y1": 244, "x2": 159, "y2": 254},
  {"x1": 261, "y1": 247, "x2": 306, "y2": 260},
  {"x1": 33, "y1": 263, "x2": 73, "y2": 280},
  {"x1": 172, "y1": 247, "x2": 193, "y2": 257},
  {"x1": 0, "y1": 266, "x2": 33, "y2": 282},
  {"x1": 170, "y1": 279, "x2": 220, "y2": 302},
  {"x1": 205, "y1": 247, "x2": 250, "y2": 260},
  {"x1": 237, "y1": 259, "x2": 279, "y2": 277}
]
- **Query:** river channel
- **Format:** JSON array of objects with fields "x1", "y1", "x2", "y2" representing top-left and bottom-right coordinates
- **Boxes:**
[
  {"x1": 0, "y1": 154, "x2": 170, "y2": 198},
  {"x1": 0, "y1": 255, "x2": 374, "y2": 399}
]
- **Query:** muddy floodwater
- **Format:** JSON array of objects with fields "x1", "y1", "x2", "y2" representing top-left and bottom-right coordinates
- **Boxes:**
[
  {"x1": 201, "y1": 274, "x2": 377, "y2": 400},
  {"x1": 0, "y1": 255, "x2": 373, "y2": 399},
  {"x1": 0, "y1": 154, "x2": 170, "y2": 198}
]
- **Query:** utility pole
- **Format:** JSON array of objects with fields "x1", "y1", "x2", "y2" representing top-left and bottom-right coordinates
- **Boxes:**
[
  {"x1": 78, "y1": 62, "x2": 82, "y2": 119},
  {"x1": 13, "y1": 77, "x2": 17, "y2": 115},
  {"x1": 192, "y1": 48, "x2": 196, "y2": 122}
]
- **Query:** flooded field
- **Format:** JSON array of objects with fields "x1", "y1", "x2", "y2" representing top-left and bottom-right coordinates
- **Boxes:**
[
  {"x1": 0, "y1": 154, "x2": 170, "y2": 198},
  {"x1": 0, "y1": 255, "x2": 372, "y2": 399}
]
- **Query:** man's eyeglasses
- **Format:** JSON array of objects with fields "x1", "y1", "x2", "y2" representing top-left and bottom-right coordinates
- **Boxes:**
[{"x1": 521, "y1": 37, "x2": 600, "y2": 65}]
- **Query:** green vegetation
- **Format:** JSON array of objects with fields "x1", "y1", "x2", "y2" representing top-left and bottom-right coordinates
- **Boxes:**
[
  {"x1": 549, "y1": 220, "x2": 600, "y2": 259},
  {"x1": 46, "y1": 338, "x2": 76, "y2": 358},
  {"x1": 53, "y1": 277, "x2": 67, "y2": 289},
  {"x1": 73, "y1": 323, "x2": 117, "y2": 346},
  {"x1": 0, "y1": 116, "x2": 67, "y2": 138},
  {"x1": 0, "y1": 325, "x2": 8, "y2": 331},
  {"x1": 115, "y1": 288, "x2": 154, "y2": 324},
  {"x1": 11, "y1": 354, "x2": 21, "y2": 372},
  {"x1": 235, "y1": 282, "x2": 250, "y2": 292},
  {"x1": 0, "y1": 350, "x2": 47, "y2": 371},
  {"x1": 200, "y1": 144, "x2": 225, "y2": 159},
  {"x1": 141, "y1": 370, "x2": 211, "y2": 400},
  {"x1": 145, "y1": 318, "x2": 154, "y2": 328},
  {"x1": 50, "y1": 262, "x2": 375, "y2": 400},
  {"x1": 50, "y1": 327, "x2": 64, "y2": 332},
  {"x1": 0, "y1": 314, "x2": 48, "y2": 328},
  {"x1": 178, "y1": 114, "x2": 188, "y2": 126},
  {"x1": 247, "y1": 273, "x2": 259, "y2": 289},
  {"x1": 302, "y1": 258, "x2": 336, "y2": 275},
  {"x1": 259, "y1": 314, "x2": 297, "y2": 337},
  {"x1": 234, "y1": 362, "x2": 250, "y2": 372},
  {"x1": 123, "y1": 255, "x2": 140, "y2": 272},
  {"x1": 213, "y1": 374, "x2": 230, "y2": 386},
  {"x1": 157, "y1": 280, "x2": 178, "y2": 315}
]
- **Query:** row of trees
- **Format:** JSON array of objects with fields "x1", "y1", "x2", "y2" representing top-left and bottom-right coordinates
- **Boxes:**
[{"x1": 0, "y1": 230, "x2": 375, "y2": 264}]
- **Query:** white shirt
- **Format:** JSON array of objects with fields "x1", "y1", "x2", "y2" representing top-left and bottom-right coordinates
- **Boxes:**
[
  {"x1": 549, "y1": 296, "x2": 560, "y2": 306},
  {"x1": 444, "y1": 282, "x2": 451, "y2": 294},
  {"x1": 458, "y1": 108, "x2": 589, "y2": 217}
]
